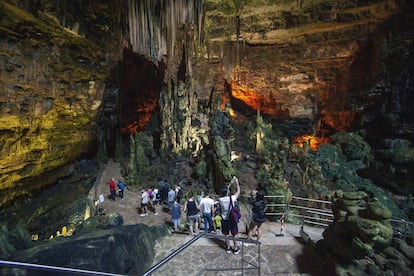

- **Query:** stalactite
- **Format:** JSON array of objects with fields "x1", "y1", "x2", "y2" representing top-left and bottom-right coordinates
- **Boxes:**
[
  {"x1": 126, "y1": 0, "x2": 204, "y2": 155},
  {"x1": 126, "y1": 0, "x2": 203, "y2": 65}
]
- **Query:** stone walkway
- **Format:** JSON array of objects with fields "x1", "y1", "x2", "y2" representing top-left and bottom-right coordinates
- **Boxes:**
[
  {"x1": 88, "y1": 159, "x2": 327, "y2": 275},
  {"x1": 150, "y1": 223, "x2": 325, "y2": 276}
]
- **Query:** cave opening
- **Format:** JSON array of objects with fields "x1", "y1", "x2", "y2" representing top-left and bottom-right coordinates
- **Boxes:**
[{"x1": 119, "y1": 49, "x2": 165, "y2": 135}]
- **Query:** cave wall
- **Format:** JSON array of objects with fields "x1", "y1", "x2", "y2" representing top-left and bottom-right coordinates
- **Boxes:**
[
  {"x1": 199, "y1": 0, "x2": 413, "y2": 140},
  {"x1": 0, "y1": 1, "x2": 116, "y2": 206}
]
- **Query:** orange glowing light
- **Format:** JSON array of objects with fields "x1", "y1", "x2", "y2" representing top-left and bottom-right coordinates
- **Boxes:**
[
  {"x1": 319, "y1": 111, "x2": 356, "y2": 131},
  {"x1": 230, "y1": 81, "x2": 289, "y2": 118},
  {"x1": 293, "y1": 135, "x2": 331, "y2": 151},
  {"x1": 121, "y1": 98, "x2": 158, "y2": 134}
]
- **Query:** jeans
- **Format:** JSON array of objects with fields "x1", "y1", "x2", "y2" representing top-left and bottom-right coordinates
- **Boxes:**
[
  {"x1": 173, "y1": 218, "x2": 181, "y2": 231},
  {"x1": 203, "y1": 213, "x2": 213, "y2": 233},
  {"x1": 110, "y1": 189, "x2": 116, "y2": 200}
]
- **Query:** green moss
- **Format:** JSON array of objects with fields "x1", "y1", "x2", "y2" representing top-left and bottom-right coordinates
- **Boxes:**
[
  {"x1": 0, "y1": 2, "x2": 103, "y2": 59},
  {"x1": 0, "y1": 49, "x2": 13, "y2": 58}
]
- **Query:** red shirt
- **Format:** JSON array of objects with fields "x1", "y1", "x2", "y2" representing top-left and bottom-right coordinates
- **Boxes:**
[{"x1": 109, "y1": 179, "x2": 116, "y2": 190}]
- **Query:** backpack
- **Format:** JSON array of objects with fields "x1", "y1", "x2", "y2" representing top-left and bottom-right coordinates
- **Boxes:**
[
  {"x1": 252, "y1": 201, "x2": 266, "y2": 223},
  {"x1": 229, "y1": 196, "x2": 241, "y2": 225}
]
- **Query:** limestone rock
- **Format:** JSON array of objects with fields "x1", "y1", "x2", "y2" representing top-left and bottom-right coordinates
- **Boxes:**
[
  {"x1": 363, "y1": 198, "x2": 392, "y2": 220},
  {"x1": 0, "y1": 2, "x2": 111, "y2": 207},
  {"x1": 10, "y1": 224, "x2": 169, "y2": 275},
  {"x1": 325, "y1": 191, "x2": 393, "y2": 260},
  {"x1": 108, "y1": 213, "x2": 124, "y2": 227}
]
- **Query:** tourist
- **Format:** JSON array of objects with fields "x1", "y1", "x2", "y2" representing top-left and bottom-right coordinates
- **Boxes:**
[
  {"x1": 109, "y1": 177, "x2": 116, "y2": 201},
  {"x1": 157, "y1": 178, "x2": 165, "y2": 203},
  {"x1": 140, "y1": 189, "x2": 149, "y2": 217},
  {"x1": 175, "y1": 183, "x2": 183, "y2": 203},
  {"x1": 117, "y1": 179, "x2": 126, "y2": 200},
  {"x1": 171, "y1": 199, "x2": 181, "y2": 232},
  {"x1": 213, "y1": 211, "x2": 222, "y2": 234},
  {"x1": 183, "y1": 192, "x2": 200, "y2": 236},
  {"x1": 152, "y1": 188, "x2": 160, "y2": 215},
  {"x1": 200, "y1": 192, "x2": 215, "y2": 233},
  {"x1": 247, "y1": 190, "x2": 266, "y2": 242},
  {"x1": 162, "y1": 179, "x2": 169, "y2": 204},
  {"x1": 219, "y1": 176, "x2": 241, "y2": 254},
  {"x1": 147, "y1": 187, "x2": 154, "y2": 209},
  {"x1": 168, "y1": 186, "x2": 176, "y2": 211}
]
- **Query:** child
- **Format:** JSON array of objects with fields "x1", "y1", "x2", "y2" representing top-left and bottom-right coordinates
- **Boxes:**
[
  {"x1": 117, "y1": 179, "x2": 126, "y2": 199},
  {"x1": 213, "y1": 212, "x2": 222, "y2": 234}
]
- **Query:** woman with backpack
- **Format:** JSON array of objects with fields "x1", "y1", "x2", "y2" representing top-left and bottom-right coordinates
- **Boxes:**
[
  {"x1": 247, "y1": 190, "x2": 266, "y2": 242},
  {"x1": 183, "y1": 192, "x2": 200, "y2": 236},
  {"x1": 219, "y1": 176, "x2": 241, "y2": 254}
]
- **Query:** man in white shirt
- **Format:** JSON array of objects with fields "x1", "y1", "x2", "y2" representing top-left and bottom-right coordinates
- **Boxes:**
[
  {"x1": 140, "y1": 189, "x2": 149, "y2": 217},
  {"x1": 200, "y1": 192, "x2": 215, "y2": 233},
  {"x1": 219, "y1": 176, "x2": 240, "y2": 254}
]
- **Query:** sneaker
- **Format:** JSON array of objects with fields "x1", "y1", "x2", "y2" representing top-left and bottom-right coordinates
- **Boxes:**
[
  {"x1": 154, "y1": 212, "x2": 159, "y2": 216},
  {"x1": 233, "y1": 247, "x2": 240, "y2": 255},
  {"x1": 140, "y1": 214, "x2": 145, "y2": 217},
  {"x1": 226, "y1": 247, "x2": 232, "y2": 253}
]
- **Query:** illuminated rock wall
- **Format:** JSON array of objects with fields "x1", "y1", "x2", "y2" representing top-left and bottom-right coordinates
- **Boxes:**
[
  {"x1": 0, "y1": 2, "x2": 111, "y2": 206},
  {"x1": 201, "y1": 0, "x2": 408, "y2": 140}
]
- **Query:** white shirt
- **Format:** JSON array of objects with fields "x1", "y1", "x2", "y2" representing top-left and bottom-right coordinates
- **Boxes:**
[
  {"x1": 141, "y1": 191, "x2": 149, "y2": 204},
  {"x1": 168, "y1": 189, "x2": 176, "y2": 202},
  {"x1": 200, "y1": 197, "x2": 215, "y2": 214},
  {"x1": 219, "y1": 195, "x2": 237, "y2": 220}
]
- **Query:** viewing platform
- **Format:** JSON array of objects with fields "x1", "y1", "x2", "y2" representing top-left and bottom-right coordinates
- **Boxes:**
[{"x1": 148, "y1": 222, "x2": 325, "y2": 275}]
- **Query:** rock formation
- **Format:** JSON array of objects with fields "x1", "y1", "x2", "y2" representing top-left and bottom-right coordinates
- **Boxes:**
[
  {"x1": 0, "y1": 1, "x2": 112, "y2": 206},
  {"x1": 318, "y1": 190, "x2": 414, "y2": 275}
]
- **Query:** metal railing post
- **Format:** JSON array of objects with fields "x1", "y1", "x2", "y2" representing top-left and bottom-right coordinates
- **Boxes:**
[
  {"x1": 285, "y1": 195, "x2": 290, "y2": 223},
  {"x1": 403, "y1": 219, "x2": 407, "y2": 241}
]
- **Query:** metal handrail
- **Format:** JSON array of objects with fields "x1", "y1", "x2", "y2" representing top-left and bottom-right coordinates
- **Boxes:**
[
  {"x1": 143, "y1": 233, "x2": 261, "y2": 276},
  {"x1": 263, "y1": 194, "x2": 413, "y2": 243},
  {"x1": 390, "y1": 218, "x2": 414, "y2": 241},
  {"x1": 0, "y1": 260, "x2": 124, "y2": 276}
]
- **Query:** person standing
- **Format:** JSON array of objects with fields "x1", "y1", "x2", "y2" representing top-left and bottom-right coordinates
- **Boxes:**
[
  {"x1": 109, "y1": 177, "x2": 116, "y2": 201},
  {"x1": 171, "y1": 199, "x2": 181, "y2": 232},
  {"x1": 157, "y1": 178, "x2": 165, "y2": 203},
  {"x1": 175, "y1": 183, "x2": 183, "y2": 203},
  {"x1": 247, "y1": 190, "x2": 266, "y2": 242},
  {"x1": 168, "y1": 186, "x2": 176, "y2": 211},
  {"x1": 219, "y1": 176, "x2": 241, "y2": 254},
  {"x1": 140, "y1": 189, "x2": 149, "y2": 217},
  {"x1": 152, "y1": 188, "x2": 160, "y2": 215},
  {"x1": 162, "y1": 179, "x2": 170, "y2": 204},
  {"x1": 183, "y1": 192, "x2": 200, "y2": 236},
  {"x1": 117, "y1": 179, "x2": 126, "y2": 200},
  {"x1": 200, "y1": 192, "x2": 215, "y2": 233},
  {"x1": 213, "y1": 212, "x2": 222, "y2": 234}
]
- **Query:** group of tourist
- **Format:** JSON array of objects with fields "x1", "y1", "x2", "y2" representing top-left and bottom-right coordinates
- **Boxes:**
[
  {"x1": 140, "y1": 181, "x2": 183, "y2": 217},
  {"x1": 108, "y1": 175, "x2": 267, "y2": 255}
]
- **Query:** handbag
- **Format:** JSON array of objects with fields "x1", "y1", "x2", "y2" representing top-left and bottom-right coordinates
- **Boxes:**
[{"x1": 229, "y1": 196, "x2": 241, "y2": 225}]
